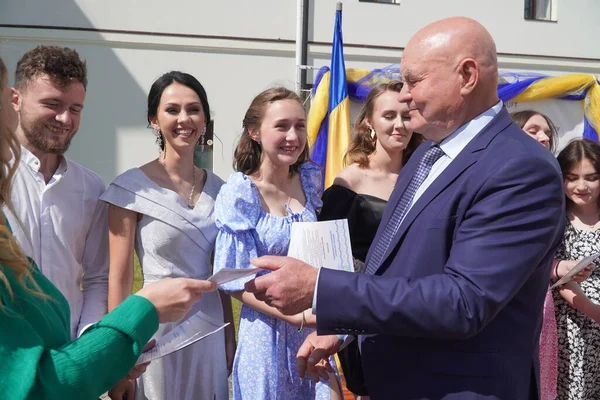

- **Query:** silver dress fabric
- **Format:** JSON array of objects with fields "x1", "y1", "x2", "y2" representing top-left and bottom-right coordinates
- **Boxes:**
[{"x1": 101, "y1": 168, "x2": 228, "y2": 400}]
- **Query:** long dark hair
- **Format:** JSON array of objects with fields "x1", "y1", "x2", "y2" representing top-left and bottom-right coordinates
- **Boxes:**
[
  {"x1": 345, "y1": 80, "x2": 422, "y2": 168},
  {"x1": 147, "y1": 71, "x2": 210, "y2": 151},
  {"x1": 234, "y1": 87, "x2": 309, "y2": 176},
  {"x1": 557, "y1": 139, "x2": 600, "y2": 211}
]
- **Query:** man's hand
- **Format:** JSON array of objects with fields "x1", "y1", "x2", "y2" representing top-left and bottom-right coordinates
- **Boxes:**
[
  {"x1": 244, "y1": 256, "x2": 318, "y2": 315},
  {"x1": 297, "y1": 332, "x2": 340, "y2": 383}
]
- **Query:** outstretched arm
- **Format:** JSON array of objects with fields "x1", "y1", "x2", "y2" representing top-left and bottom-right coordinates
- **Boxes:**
[
  {"x1": 0, "y1": 295, "x2": 157, "y2": 400},
  {"x1": 315, "y1": 157, "x2": 564, "y2": 338},
  {"x1": 248, "y1": 156, "x2": 565, "y2": 338},
  {"x1": 558, "y1": 282, "x2": 600, "y2": 323}
]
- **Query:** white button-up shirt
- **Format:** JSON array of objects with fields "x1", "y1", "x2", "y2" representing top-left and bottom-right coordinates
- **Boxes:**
[
  {"x1": 4, "y1": 146, "x2": 109, "y2": 338},
  {"x1": 313, "y1": 101, "x2": 505, "y2": 324},
  {"x1": 408, "y1": 101, "x2": 503, "y2": 211}
]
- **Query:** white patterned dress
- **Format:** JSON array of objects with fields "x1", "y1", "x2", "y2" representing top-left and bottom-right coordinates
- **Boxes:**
[
  {"x1": 214, "y1": 163, "x2": 336, "y2": 400},
  {"x1": 101, "y1": 168, "x2": 228, "y2": 400},
  {"x1": 553, "y1": 220, "x2": 600, "y2": 400}
]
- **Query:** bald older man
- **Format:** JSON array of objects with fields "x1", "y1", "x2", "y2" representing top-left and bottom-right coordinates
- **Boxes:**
[{"x1": 245, "y1": 17, "x2": 565, "y2": 399}]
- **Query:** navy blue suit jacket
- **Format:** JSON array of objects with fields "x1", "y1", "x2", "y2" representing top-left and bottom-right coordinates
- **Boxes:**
[{"x1": 316, "y1": 108, "x2": 565, "y2": 400}]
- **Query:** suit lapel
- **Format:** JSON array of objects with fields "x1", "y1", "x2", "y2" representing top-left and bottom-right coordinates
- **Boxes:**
[
  {"x1": 363, "y1": 143, "x2": 428, "y2": 268},
  {"x1": 373, "y1": 108, "x2": 514, "y2": 274}
]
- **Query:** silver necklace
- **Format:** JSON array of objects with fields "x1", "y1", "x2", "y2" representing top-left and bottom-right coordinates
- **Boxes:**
[
  {"x1": 159, "y1": 156, "x2": 196, "y2": 209},
  {"x1": 283, "y1": 189, "x2": 292, "y2": 215}
]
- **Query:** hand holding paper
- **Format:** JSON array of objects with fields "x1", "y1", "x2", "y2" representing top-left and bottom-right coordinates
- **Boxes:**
[
  {"x1": 208, "y1": 267, "x2": 261, "y2": 285},
  {"x1": 136, "y1": 310, "x2": 228, "y2": 365},
  {"x1": 245, "y1": 219, "x2": 354, "y2": 315},
  {"x1": 246, "y1": 256, "x2": 318, "y2": 315},
  {"x1": 136, "y1": 278, "x2": 217, "y2": 323},
  {"x1": 551, "y1": 253, "x2": 600, "y2": 289}
]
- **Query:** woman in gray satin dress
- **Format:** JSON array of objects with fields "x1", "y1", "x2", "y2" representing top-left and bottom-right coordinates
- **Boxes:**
[{"x1": 101, "y1": 71, "x2": 233, "y2": 400}]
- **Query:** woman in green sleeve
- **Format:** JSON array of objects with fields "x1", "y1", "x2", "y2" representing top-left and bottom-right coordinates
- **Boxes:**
[{"x1": 0, "y1": 57, "x2": 217, "y2": 400}]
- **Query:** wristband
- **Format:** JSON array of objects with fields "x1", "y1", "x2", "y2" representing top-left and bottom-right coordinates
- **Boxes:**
[
  {"x1": 555, "y1": 260, "x2": 562, "y2": 279},
  {"x1": 298, "y1": 311, "x2": 306, "y2": 333}
]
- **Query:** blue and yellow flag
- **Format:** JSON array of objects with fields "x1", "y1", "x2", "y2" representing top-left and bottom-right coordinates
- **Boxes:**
[{"x1": 308, "y1": 3, "x2": 351, "y2": 189}]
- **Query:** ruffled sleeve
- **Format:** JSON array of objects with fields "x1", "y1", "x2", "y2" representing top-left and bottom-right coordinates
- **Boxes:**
[
  {"x1": 299, "y1": 162, "x2": 324, "y2": 211},
  {"x1": 213, "y1": 172, "x2": 261, "y2": 292}
]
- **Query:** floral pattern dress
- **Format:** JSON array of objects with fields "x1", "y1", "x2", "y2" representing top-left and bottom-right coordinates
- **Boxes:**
[
  {"x1": 553, "y1": 220, "x2": 600, "y2": 400},
  {"x1": 214, "y1": 163, "x2": 335, "y2": 400}
]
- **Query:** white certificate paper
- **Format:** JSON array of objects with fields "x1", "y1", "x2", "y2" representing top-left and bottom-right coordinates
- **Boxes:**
[
  {"x1": 287, "y1": 219, "x2": 353, "y2": 272},
  {"x1": 136, "y1": 310, "x2": 228, "y2": 365},
  {"x1": 208, "y1": 267, "x2": 261, "y2": 285}
]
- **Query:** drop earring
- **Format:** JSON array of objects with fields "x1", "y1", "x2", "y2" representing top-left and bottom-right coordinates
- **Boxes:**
[
  {"x1": 370, "y1": 129, "x2": 376, "y2": 140},
  {"x1": 152, "y1": 127, "x2": 164, "y2": 152},
  {"x1": 198, "y1": 125, "x2": 207, "y2": 151}
]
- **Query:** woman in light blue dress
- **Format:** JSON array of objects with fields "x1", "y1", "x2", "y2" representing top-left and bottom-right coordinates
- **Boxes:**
[{"x1": 214, "y1": 87, "x2": 340, "y2": 400}]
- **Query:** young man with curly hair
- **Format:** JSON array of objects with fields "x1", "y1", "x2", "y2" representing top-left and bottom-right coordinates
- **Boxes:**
[{"x1": 4, "y1": 45, "x2": 109, "y2": 340}]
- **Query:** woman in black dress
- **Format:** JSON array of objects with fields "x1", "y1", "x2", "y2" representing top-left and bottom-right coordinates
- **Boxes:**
[{"x1": 318, "y1": 80, "x2": 422, "y2": 399}]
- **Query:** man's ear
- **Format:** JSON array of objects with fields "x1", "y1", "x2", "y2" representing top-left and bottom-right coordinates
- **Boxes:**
[
  {"x1": 11, "y1": 87, "x2": 21, "y2": 112},
  {"x1": 458, "y1": 58, "x2": 479, "y2": 96}
]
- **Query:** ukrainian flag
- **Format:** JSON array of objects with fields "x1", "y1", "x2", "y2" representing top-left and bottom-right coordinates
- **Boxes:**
[{"x1": 308, "y1": 2, "x2": 351, "y2": 189}]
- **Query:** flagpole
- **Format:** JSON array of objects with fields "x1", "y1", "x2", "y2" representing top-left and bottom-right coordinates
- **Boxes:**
[{"x1": 295, "y1": 0, "x2": 309, "y2": 95}]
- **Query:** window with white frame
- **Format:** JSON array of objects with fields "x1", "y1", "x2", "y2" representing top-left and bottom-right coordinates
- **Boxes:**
[{"x1": 525, "y1": 0, "x2": 558, "y2": 21}]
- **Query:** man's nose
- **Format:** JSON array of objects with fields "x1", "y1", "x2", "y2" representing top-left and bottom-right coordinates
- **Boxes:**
[
  {"x1": 55, "y1": 110, "x2": 71, "y2": 124},
  {"x1": 398, "y1": 85, "x2": 412, "y2": 103}
]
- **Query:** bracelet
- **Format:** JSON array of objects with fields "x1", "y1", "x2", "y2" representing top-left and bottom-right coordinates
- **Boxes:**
[
  {"x1": 298, "y1": 311, "x2": 306, "y2": 333},
  {"x1": 554, "y1": 260, "x2": 562, "y2": 279}
]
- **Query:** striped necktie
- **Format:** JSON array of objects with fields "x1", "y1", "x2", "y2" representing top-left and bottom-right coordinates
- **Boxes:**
[{"x1": 365, "y1": 144, "x2": 445, "y2": 275}]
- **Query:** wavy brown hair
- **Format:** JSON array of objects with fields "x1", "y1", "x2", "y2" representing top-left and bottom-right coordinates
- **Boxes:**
[
  {"x1": 0, "y1": 58, "x2": 43, "y2": 305},
  {"x1": 511, "y1": 110, "x2": 558, "y2": 153},
  {"x1": 345, "y1": 80, "x2": 422, "y2": 168},
  {"x1": 234, "y1": 87, "x2": 310, "y2": 176}
]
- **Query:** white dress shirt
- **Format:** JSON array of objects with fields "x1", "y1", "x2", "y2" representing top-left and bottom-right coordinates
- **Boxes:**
[
  {"x1": 407, "y1": 101, "x2": 503, "y2": 213},
  {"x1": 313, "y1": 101, "x2": 504, "y2": 322},
  {"x1": 4, "y1": 146, "x2": 109, "y2": 338}
]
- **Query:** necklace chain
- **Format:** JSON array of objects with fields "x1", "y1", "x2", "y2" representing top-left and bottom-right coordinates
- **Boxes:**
[
  {"x1": 283, "y1": 189, "x2": 292, "y2": 215},
  {"x1": 159, "y1": 155, "x2": 196, "y2": 209}
]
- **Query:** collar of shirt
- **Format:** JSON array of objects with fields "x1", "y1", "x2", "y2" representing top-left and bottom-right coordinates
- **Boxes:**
[
  {"x1": 439, "y1": 101, "x2": 503, "y2": 160},
  {"x1": 20, "y1": 145, "x2": 68, "y2": 181}
]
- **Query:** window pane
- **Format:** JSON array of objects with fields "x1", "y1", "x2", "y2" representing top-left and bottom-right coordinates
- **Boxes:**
[{"x1": 535, "y1": 0, "x2": 552, "y2": 20}]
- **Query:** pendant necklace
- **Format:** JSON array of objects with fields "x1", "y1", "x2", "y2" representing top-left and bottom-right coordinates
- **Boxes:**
[{"x1": 159, "y1": 155, "x2": 196, "y2": 209}]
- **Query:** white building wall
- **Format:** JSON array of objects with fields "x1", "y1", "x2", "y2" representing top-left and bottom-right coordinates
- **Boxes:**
[{"x1": 0, "y1": 0, "x2": 598, "y2": 182}]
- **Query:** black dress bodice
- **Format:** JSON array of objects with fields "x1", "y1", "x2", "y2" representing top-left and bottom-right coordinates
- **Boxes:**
[{"x1": 318, "y1": 184, "x2": 387, "y2": 263}]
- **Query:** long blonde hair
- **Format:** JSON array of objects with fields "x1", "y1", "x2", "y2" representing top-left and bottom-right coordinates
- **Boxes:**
[{"x1": 0, "y1": 57, "x2": 41, "y2": 302}]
